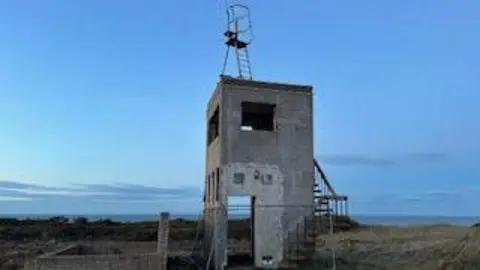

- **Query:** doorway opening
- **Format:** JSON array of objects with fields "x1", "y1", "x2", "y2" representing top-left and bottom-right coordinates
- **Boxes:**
[{"x1": 227, "y1": 195, "x2": 256, "y2": 266}]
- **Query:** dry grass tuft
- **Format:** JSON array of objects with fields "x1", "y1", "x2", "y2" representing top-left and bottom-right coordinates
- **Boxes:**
[{"x1": 312, "y1": 226, "x2": 480, "y2": 270}]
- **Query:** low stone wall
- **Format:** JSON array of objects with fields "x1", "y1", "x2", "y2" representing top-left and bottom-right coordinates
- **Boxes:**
[
  {"x1": 25, "y1": 212, "x2": 171, "y2": 270},
  {"x1": 72, "y1": 241, "x2": 157, "y2": 254},
  {"x1": 32, "y1": 253, "x2": 162, "y2": 270},
  {"x1": 43, "y1": 244, "x2": 81, "y2": 256}
]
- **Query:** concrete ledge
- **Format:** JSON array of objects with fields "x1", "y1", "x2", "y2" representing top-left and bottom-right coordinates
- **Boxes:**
[{"x1": 219, "y1": 75, "x2": 313, "y2": 93}]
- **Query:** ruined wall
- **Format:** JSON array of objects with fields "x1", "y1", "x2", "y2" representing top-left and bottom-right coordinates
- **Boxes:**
[
  {"x1": 72, "y1": 240, "x2": 193, "y2": 254},
  {"x1": 82, "y1": 241, "x2": 157, "y2": 254},
  {"x1": 29, "y1": 213, "x2": 170, "y2": 270},
  {"x1": 33, "y1": 253, "x2": 162, "y2": 270}
]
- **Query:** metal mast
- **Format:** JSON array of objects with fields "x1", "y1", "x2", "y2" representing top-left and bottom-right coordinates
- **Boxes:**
[{"x1": 221, "y1": 4, "x2": 254, "y2": 80}]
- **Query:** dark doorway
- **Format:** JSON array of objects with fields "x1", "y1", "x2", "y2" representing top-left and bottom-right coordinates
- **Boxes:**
[
  {"x1": 227, "y1": 196, "x2": 255, "y2": 266},
  {"x1": 250, "y1": 195, "x2": 256, "y2": 261}
]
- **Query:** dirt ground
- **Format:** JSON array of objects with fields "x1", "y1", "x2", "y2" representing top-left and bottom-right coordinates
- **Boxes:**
[
  {"x1": 313, "y1": 225, "x2": 480, "y2": 270},
  {"x1": 3, "y1": 225, "x2": 479, "y2": 269}
]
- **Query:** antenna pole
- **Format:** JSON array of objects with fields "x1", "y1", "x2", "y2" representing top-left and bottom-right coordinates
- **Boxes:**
[{"x1": 221, "y1": 46, "x2": 230, "y2": 75}]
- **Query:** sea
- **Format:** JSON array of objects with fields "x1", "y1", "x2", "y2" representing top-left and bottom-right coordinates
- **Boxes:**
[{"x1": 0, "y1": 214, "x2": 478, "y2": 226}]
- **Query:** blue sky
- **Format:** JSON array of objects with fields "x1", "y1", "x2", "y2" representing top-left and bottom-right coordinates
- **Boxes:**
[{"x1": 0, "y1": 0, "x2": 478, "y2": 215}]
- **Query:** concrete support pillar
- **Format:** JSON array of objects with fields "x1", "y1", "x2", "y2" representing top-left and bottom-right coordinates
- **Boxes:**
[
  {"x1": 157, "y1": 212, "x2": 170, "y2": 270},
  {"x1": 214, "y1": 204, "x2": 228, "y2": 270},
  {"x1": 345, "y1": 200, "x2": 349, "y2": 216}
]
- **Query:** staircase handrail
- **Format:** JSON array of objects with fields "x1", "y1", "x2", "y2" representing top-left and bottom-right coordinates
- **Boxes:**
[{"x1": 314, "y1": 159, "x2": 337, "y2": 196}]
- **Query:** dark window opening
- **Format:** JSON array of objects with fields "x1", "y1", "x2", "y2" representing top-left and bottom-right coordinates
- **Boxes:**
[
  {"x1": 262, "y1": 174, "x2": 273, "y2": 185},
  {"x1": 203, "y1": 176, "x2": 207, "y2": 202},
  {"x1": 211, "y1": 171, "x2": 215, "y2": 202},
  {"x1": 233, "y1": 172, "x2": 245, "y2": 184},
  {"x1": 241, "y1": 102, "x2": 275, "y2": 131},
  {"x1": 207, "y1": 175, "x2": 211, "y2": 202},
  {"x1": 215, "y1": 168, "x2": 220, "y2": 202},
  {"x1": 207, "y1": 106, "x2": 220, "y2": 145}
]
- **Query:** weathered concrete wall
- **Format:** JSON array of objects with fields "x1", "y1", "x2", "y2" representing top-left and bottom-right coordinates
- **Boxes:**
[
  {"x1": 223, "y1": 163, "x2": 285, "y2": 268},
  {"x1": 33, "y1": 253, "x2": 162, "y2": 270},
  {"x1": 204, "y1": 76, "x2": 315, "y2": 268},
  {"x1": 204, "y1": 82, "x2": 222, "y2": 265},
  {"x1": 220, "y1": 76, "x2": 314, "y2": 210}
]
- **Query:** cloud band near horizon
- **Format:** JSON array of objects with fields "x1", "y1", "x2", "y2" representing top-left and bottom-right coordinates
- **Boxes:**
[{"x1": 0, "y1": 180, "x2": 201, "y2": 202}]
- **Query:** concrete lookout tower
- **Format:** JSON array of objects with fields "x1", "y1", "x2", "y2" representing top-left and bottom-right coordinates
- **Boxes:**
[
  {"x1": 200, "y1": 4, "x2": 349, "y2": 269},
  {"x1": 203, "y1": 75, "x2": 315, "y2": 269}
]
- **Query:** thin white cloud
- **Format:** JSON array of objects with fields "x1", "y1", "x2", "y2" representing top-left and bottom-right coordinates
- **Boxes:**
[
  {"x1": 317, "y1": 151, "x2": 449, "y2": 167},
  {"x1": 350, "y1": 186, "x2": 480, "y2": 216},
  {"x1": 0, "y1": 196, "x2": 32, "y2": 201},
  {"x1": 0, "y1": 180, "x2": 202, "y2": 202}
]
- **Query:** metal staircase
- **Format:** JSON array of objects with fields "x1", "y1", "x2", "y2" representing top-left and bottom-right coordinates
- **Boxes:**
[
  {"x1": 314, "y1": 159, "x2": 349, "y2": 218},
  {"x1": 279, "y1": 159, "x2": 350, "y2": 269}
]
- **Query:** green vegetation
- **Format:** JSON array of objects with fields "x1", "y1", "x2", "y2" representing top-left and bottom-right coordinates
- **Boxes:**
[
  {"x1": 0, "y1": 216, "x2": 251, "y2": 242},
  {"x1": 0, "y1": 215, "x2": 361, "y2": 242}
]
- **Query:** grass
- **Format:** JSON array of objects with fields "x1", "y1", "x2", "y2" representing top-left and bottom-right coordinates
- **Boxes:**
[{"x1": 312, "y1": 225, "x2": 480, "y2": 270}]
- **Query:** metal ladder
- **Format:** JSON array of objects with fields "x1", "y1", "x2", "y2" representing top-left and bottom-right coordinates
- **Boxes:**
[
  {"x1": 221, "y1": 4, "x2": 254, "y2": 80},
  {"x1": 235, "y1": 47, "x2": 252, "y2": 80}
]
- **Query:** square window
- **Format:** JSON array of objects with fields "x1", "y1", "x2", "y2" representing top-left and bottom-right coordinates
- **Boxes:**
[
  {"x1": 241, "y1": 102, "x2": 276, "y2": 131},
  {"x1": 207, "y1": 106, "x2": 220, "y2": 145},
  {"x1": 233, "y1": 172, "x2": 245, "y2": 184},
  {"x1": 262, "y1": 174, "x2": 273, "y2": 185},
  {"x1": 216, "y1": 167, "x2": 220, "y2": 201}
]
